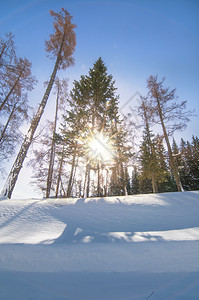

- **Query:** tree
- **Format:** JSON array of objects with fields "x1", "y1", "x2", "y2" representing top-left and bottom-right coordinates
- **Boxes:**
[
  {"x1": 28, "y1": 121, "x2": 56, "y2": 195},
  {"x1": 146, "y1": 75, "x2": 193, "y2": 192},
  {"x1": 190, "y1": 136, "x2": 199, "y2": 190},
  {"x1": 0, "y1": 39, "x2": 36, "y2": 174},
  {"x1": 46, "y1": 78, "x2": 68, "y2": 198},
  {"x1": 0, "y1": 32, "x2": 16, "y2": 107},
  {"x1": 1, "y1": 8, "x2": 76, "y2": 198},
  {"x1": 131, "y1": 166, "x2": 140, "y2": 194},
  {"x1": 0, "y1": 32, "x2": 16, "y2": 69},
  {"x1": 64, "y1": 57, "x2": 121, "y2": 197},
  {"x1": 138, "y1": 97, "x2": 158, "y2": 193},
  {"x1": 0, "y1": 58, "x2": 36, "y2": 112},
  {"x1": 179, "y1": 136, "x2": 199, "y2": 190}
]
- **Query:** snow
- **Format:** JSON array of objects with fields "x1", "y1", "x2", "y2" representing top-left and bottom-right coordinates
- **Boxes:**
[{"x1": 0, "y1": 191, "x2": 199, "y2": 299}]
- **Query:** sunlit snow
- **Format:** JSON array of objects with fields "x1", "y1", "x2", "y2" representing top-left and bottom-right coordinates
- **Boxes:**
[{"x1": 0, "y1": 191, "x2": 199, "y2": 299}]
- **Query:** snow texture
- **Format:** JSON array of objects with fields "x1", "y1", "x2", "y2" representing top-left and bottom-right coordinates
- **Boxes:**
[{"x1": 0, "y1": 191, "x2": 199, "y2": 299}]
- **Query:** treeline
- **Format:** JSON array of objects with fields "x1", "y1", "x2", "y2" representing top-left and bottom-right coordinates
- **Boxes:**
[
  {"x1": 28, "y1": 58, "x2": 197, "y2": 198},
  {"x1": 28, "y1": 57, "x2": 131, "y2": 198},
  {"x1": 0, "y1": 8, "x2": 198, "y2": 199},
  {"x1": 131, "y1": 135, "x2": 199, "y2": 195}
]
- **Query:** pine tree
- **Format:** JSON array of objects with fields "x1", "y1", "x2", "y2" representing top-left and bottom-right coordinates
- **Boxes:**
[{"x1": 1, "y1": 8, "x2": 76, "y2": 198}]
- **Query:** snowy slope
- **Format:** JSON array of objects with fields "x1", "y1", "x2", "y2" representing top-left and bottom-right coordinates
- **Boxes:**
[{"x1": 0, "y1": 191, "x2": 199, "y2": 299}]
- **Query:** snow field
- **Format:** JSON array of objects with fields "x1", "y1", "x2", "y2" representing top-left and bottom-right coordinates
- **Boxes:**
[{"x1": 0, "y1": 191, "x2": 199, "y2": 299}]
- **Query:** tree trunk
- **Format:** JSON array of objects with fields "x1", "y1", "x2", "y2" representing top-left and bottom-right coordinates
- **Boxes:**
[
  {"x1": 55, "y1": 145, "x2": 65, "y2": 198},
  {"x1": 83, "y1": 163, "x2": 90, "y2": 198},
  {"x1": 46, "y1": 80, "x2": 60, "y2": 198},
  {"x1": 104, "y1": 168, "x2": 109, "y2": 197},
  {"x1": 156, "y1": 96, "x2": 183, "y2": 192},
  {"x1": 1, "y1": 33, "x2": 66, "y2": 199},
  {"x1": 71, "y1": 157, "x2": 78, "y2": 195},
  {"x1": 66, "y1": 147, "x2": 77, "y2": 197},
  {"x1": 120, "y1": 161, "x2": 128, "y2": 195},
  {"x1": 151, "y1": 173, "x2": 158, "y2": 193},
  {"x1": 97, "y1": 162, "x2": 100, "y2": 197},
  {"x1": 86, "y1": 165, "x2": 90, "y2": 198}
]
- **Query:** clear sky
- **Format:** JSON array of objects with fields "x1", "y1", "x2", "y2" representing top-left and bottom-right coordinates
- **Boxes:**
[{"x1": 0, "y1": 0, "x2": 199, "y2": 198}]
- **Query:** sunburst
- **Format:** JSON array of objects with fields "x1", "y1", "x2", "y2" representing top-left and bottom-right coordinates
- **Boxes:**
[{"x1": 84, "y1": 131, "x2": 115, "y2": 164}]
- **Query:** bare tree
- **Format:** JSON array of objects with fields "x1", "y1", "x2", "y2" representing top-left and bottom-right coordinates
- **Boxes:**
[
  {"x1": 146, "y1": 75, "x2": 194, "y2": 192},
  {"x1": 1, "y1": 8, "x2": 76, "y2": 198},
  {"x1": 46, "y1": 78, "x2": 68, "y2": 198}
]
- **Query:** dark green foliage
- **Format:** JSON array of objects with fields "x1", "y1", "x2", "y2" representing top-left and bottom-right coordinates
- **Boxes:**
[
  {"x1": 178, "y1": 136, "x2": 199, "y2": 191},
  {"x1": 131, "y1": 166, "x2": 140, "y2": 194}
]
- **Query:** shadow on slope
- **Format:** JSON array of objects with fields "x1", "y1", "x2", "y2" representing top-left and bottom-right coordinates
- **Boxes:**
[{"x1": 53, "y1": 191, "x2": 199, "y2": 245}]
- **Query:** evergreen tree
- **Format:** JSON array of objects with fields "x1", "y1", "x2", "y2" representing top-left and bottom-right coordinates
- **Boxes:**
[
  {"x1": 138, "y1": 97, "x2": 158, "y2": 193},
  {"x1": 131, "y1": 166, "x2": 140, "y2": 194},
  {"x1": 63, "y1": 57, "x2": 122, "y2": 197},
  {"x1": 190, "y1": 136, "x2": 199, "y2": 190}
]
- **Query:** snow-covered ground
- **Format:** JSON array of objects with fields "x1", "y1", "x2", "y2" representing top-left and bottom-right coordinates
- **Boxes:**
[{"x1": 0, "y1": 191, "x2": 199, "y2": 299}]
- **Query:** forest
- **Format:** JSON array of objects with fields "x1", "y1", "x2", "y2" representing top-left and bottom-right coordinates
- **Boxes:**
[{"x1": 0, "y1": 8, "x2": 198, "y2": 199}]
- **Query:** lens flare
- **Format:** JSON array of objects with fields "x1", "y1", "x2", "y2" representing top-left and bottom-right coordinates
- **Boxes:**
[{"x1": 85, "y1": 132, "x2": 114, "y2": 163}]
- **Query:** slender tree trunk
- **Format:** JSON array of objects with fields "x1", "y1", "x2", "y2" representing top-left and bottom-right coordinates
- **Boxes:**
[
  {"x1": 104, "y1": 168, "x2": 109, "y2": 197},
  {"x1": 117, "y1": 146, "x2": 127, "y2": 196},
  {"x1": 1, "y1": 33, "x2": 66, "y2": 199},
  {"x1": 83, "y1": 163, "x2": 90, "y2": 198},
  {"x1": 83, "y1": 163, "x2": 88, "y2": 198},
  {"x1": 86, "y1": 165, "x2": 90, "y2": 198},
  {"x1": 97, "y1": 162, "x2": 100, "y2": 197},
  {"x1": 151, "y1": 173, "x2": 158, "y2": 193},
  {"x1": 71, "y1": 157, "x2": 78, "y2": 195},
  {"x1": 120, "y1": 161, "x2": 128, "y2": 195},
  {"x1": 55, "y1": 145, "x2": 65, "y2": 198},
  {"x1": 46, "y1": 80, "x2": 60, "y2": 198},
  {"x1": 0, "y1": 104, "x2": 16, "y2": 143},
  {"x1": 66, "y1": 147, "x2": 77, "y2": 197},
  {"x1": 156, "y1": 97, "x2": 183, "y2": 192},
  {"x1": 60, "y1": 178, "x2": 66, "y2": 197},
  {"x1": 78, "y1": 180, "x2": 82, "y2": 198}
]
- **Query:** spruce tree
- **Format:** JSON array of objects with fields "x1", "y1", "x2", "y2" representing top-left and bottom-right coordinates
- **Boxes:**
[{"x1": 64, "y1": 57, "x2": 121, "y2": 197}]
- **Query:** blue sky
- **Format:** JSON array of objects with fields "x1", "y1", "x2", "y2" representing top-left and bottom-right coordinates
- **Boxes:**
[{"x1": 0, "y1": 0, "x2": 199, "y2": 197}]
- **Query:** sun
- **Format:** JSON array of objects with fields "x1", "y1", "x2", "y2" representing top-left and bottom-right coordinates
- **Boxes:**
[{"x1": 85, "y1": 132, "x2": 114, "y2": 163}]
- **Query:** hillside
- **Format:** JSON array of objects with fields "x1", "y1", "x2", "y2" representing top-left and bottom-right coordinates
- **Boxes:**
[{"x1": 0, "y1": 191, "x2": 199, "y2": 299}]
